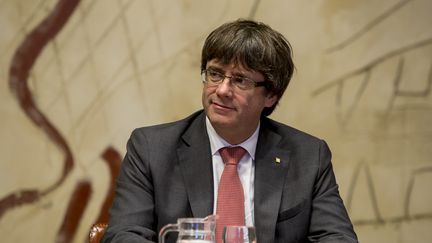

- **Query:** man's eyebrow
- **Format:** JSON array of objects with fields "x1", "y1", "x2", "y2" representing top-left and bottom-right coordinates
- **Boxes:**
[
  {"x1": 206, "y1": 64, "x2": 256, "y2": 78},
  {"x1": 211, "y1": 66, "x2": 251, "y2": 75},
  {"x1": 206, "y1": 65, "x2": 223, "y2": 72}
]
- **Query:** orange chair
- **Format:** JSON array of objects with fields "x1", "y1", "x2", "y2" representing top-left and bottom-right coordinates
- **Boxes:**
[{"x1": 89, "y1": 223, "x2": 108, "y2": 243}]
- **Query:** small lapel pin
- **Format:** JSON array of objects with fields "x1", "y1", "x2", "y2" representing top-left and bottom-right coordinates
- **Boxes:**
[{"x1": 275, "y1": 157, "x2": 281, "y2": 163}]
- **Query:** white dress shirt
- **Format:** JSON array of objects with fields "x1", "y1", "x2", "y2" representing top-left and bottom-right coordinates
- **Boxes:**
[{"x1": 205, "y1": 117, "x2": 259, "y2": 226}]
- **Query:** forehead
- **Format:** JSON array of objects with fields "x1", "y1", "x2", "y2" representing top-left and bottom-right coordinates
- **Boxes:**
[{"x1": 206, "y1": 59, "x2": 260, "y2": 75}]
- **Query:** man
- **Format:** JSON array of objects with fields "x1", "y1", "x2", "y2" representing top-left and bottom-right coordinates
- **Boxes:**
[{"x1": 102, "y1": 19, "x2": 358, "y2": 243}]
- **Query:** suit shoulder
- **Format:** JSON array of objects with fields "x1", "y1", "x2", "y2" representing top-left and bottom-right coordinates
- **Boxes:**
[
  {"x1": 130, "y1": 110, "x2": 204, "y2": 140},
  {"x1": 262, "y1": 118, "x2": 332, "y2": 161},
  {"x1": 263, "y1": 117, "x2": 324, "y2": 144}
]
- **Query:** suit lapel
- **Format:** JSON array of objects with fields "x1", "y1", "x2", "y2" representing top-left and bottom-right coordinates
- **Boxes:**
[
  {"x1": 177, "y1": 113, "x2": 214, "y2": 218},
  {"x1": 254, "y1": 122, "x2": 291, "y2": 242}
]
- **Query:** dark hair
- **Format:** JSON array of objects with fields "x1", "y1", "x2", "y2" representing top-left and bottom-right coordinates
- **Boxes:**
[{"x1": 201, "y1": 19, "x2": 295, "y2": 116}]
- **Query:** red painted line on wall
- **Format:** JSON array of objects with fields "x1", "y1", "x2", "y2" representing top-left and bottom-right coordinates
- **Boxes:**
[
  {"x1": 55, "y1": 180, "x2": 92, "y2": 243},
  {"x1": 1, "y1": 0, "x2": 80, "y2": 218},
  {"x1": 96, "y1": 146, "x2": 122, "y2": 224}
]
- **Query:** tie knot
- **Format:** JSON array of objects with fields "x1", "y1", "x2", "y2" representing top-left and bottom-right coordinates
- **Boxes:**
[{"x1": 219, "y1": 146, "x2": 247, "y2": 165}]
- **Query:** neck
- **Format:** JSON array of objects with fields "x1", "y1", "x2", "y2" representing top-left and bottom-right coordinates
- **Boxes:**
[{"x1": 213, "y1": 123, "x2": 258, "y2": 145}]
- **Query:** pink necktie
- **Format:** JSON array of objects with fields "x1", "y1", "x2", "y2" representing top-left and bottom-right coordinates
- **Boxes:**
[{"x1": 216, "y1": 146, "x2": 247, "y2": 243}]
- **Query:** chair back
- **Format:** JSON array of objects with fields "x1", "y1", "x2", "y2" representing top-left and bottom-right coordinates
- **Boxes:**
[{"x1": 89, "y1": 223, "x2": 108, "y2": 243}]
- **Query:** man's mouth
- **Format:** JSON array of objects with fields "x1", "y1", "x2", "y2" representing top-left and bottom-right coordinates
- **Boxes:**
[{"x1": 211, "y1": 101, "x2": 235, "y2": 111}]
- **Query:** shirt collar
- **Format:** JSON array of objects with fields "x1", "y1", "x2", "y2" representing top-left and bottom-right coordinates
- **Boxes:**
[{"x1": 205, "y1": 116, "x2": 260, "y2": 160}]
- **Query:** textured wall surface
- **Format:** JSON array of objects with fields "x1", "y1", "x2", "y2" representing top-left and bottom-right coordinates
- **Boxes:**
[{"x1": 1, "y1": 0, "x2": 431, "y2": 242}]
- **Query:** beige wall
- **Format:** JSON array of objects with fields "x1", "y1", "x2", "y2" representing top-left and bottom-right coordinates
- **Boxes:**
[{"x1": 1, "y1": 0, "x2": 431, "y2": 242}]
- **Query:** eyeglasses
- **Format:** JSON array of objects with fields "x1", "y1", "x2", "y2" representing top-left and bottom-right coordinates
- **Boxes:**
[{"x1": 201, "y1": 69, "x2": 270, "y2": 90}]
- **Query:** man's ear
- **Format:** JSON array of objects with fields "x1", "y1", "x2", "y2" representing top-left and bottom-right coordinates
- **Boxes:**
[{"x1": 264, "y1": 94, "x2": 278, "y2": 108}]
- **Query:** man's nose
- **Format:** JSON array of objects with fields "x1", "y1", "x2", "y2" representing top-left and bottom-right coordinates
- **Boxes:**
[{"x1": 215, "y1": 77, "x2": 234, "y2": 96}]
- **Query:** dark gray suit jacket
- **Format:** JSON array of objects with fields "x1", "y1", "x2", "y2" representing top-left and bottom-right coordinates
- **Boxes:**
[{"x1": 102, "y1": 110, "x2": 358, "y2": 243}]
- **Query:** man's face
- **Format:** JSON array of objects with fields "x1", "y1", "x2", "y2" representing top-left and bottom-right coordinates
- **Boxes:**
[{"x1": 202, "y1": 59, "x2": 277, "y2": 142}]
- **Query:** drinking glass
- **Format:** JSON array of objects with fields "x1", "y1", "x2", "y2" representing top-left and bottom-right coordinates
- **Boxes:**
[{"x1": 223, "y1": 226, "x2": 256, "y2": 243}]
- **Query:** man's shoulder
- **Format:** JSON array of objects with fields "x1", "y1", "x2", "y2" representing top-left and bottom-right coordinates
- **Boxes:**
[
  {"x1": 260, "y1": 117, "x2": 331, "y2": 159},
  {"x1": 262, "y1": 117, "x2": 323, "y2": 144},
  {"x1": 130, "y1": 110, "x2": 205, "y2": 139}
]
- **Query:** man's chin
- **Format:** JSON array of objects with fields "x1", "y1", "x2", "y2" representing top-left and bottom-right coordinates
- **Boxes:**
[{"x1": 208, "y1": 114, "x2": 236, "y2": 128}]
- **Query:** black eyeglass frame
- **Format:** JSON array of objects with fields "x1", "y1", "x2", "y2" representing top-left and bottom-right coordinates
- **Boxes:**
[{"x1": 201, "y1": 69, "x2": 271, "y2": 90}]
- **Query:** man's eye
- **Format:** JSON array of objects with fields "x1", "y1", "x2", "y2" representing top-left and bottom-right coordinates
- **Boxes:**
[
  {"x1": 233, "y1": 76, "x2": 246, "y2": 84},
  {"x1": 209, "y1": 71, "x2": 222, "y2": 78}
]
